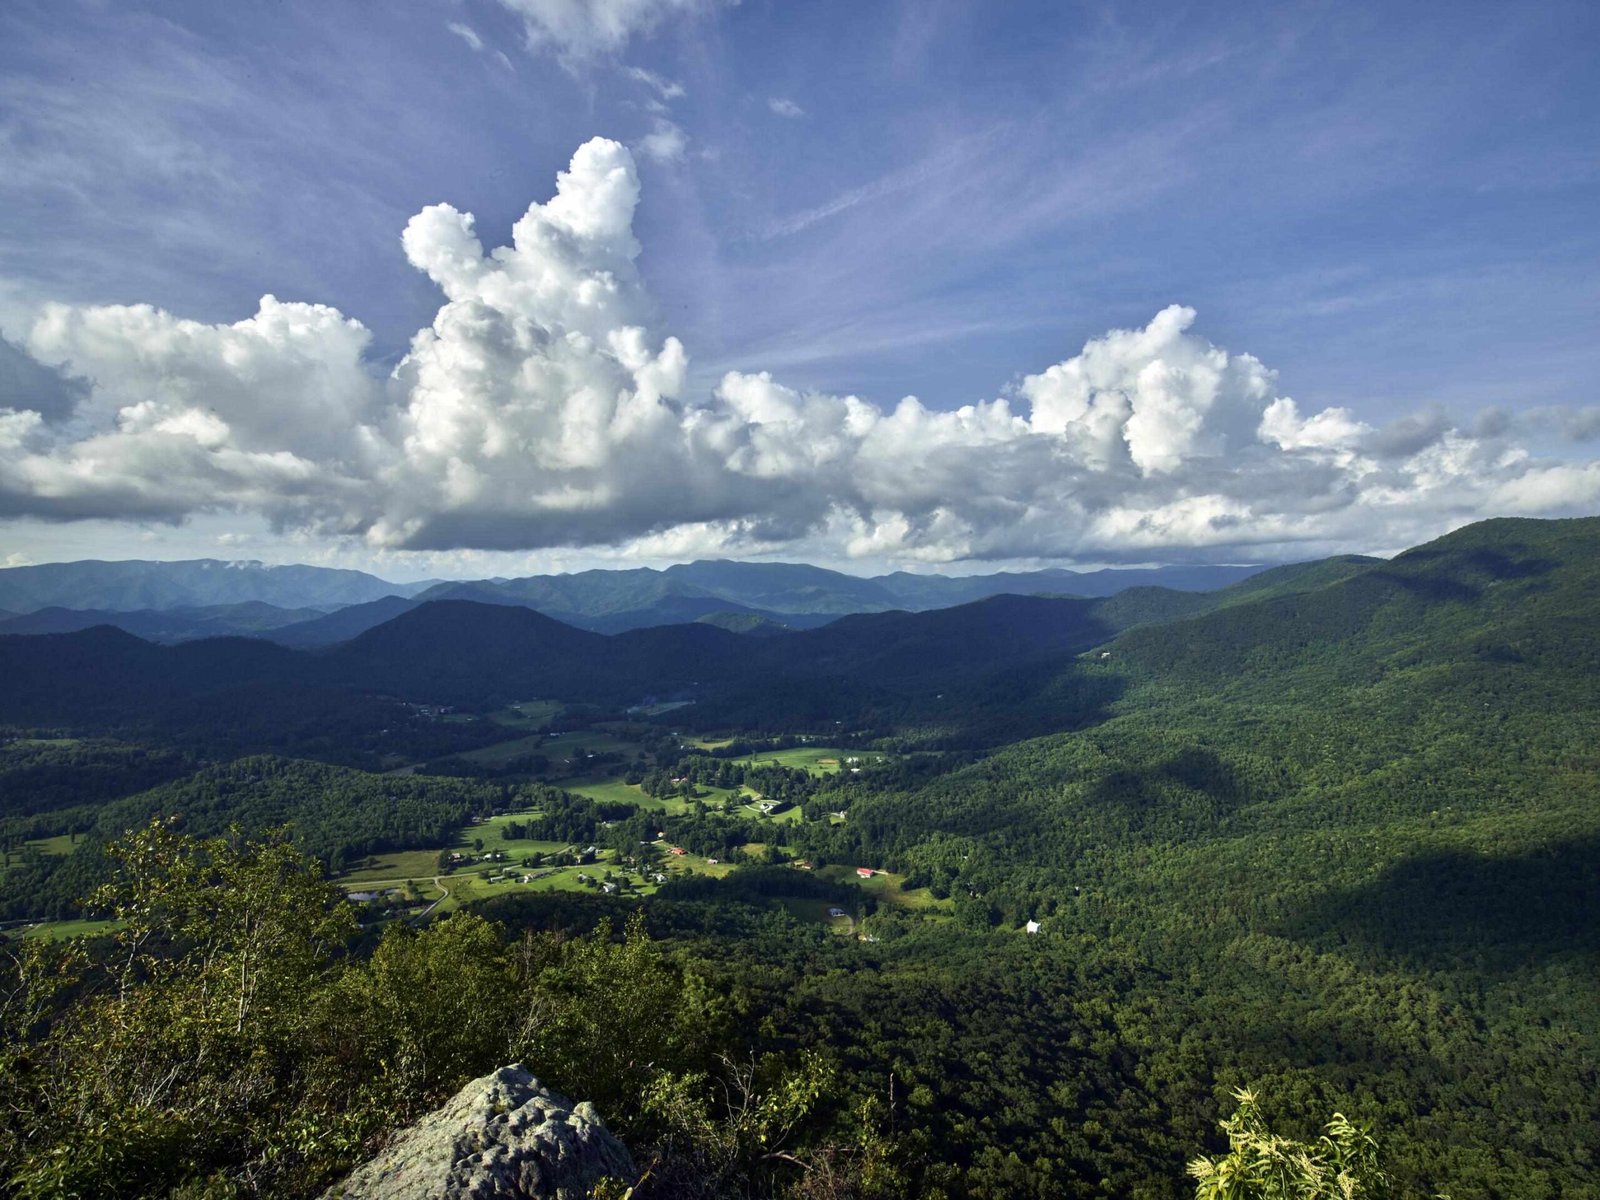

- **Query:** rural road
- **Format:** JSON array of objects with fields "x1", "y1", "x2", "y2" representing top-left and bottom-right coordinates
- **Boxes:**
[{"x1": 414, "y1": 876, "x2": 449, "y2": 920}]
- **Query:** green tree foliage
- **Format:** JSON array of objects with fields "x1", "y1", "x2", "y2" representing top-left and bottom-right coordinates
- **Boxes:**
[
  {"x1": 3, "y1": 821, "x2": 358, "y2": 1197},
  {"x1": 1188, "y1": 1089, "x2": 1389, "y2": 1200},
  {"x1": 2, "y1": 827, "x2": 902, "y2": 1199},
  {"x1": 518, "y1": 912, "x2": 719, "y2": 1122},
  {"x1": 0, "y1": 756, "x2": 524, "y2": 920}
]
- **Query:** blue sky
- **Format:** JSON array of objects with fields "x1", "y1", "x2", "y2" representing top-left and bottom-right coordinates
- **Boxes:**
[{"x1": 0, "y1": 0, "x2": 1596, "y2": 578}]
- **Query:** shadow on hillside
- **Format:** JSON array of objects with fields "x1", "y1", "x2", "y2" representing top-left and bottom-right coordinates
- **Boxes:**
[
  {"x1": 1365, "y1": 569, "x2": 1482, "y2": 604},
  {"x1": 1279, "y1": 836, "x2": 1600, "y2": 972},
  {"x1": 1386, "y1": 546, "x2": 1561, "y2": 603},
  {"x1": 1082, "y1": 746, "x2": 1254, "y2": 834}
]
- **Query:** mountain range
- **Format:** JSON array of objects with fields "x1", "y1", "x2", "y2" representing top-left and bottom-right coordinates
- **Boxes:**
[
  {"x1": 0, "y1": 546, "x2": 1400, "y2": 740},
  {"x1": 0, "y1": 556, "x2": 1273, "y2": 644}
]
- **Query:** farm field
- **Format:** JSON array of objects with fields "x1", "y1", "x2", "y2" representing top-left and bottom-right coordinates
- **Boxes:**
[
  {"x1": 457, "y1": 810, "x2": 557, "y2": 846},
  {"x1": 23, "y1": 834, "x2": 77, "y2": 858},
  {"x1": 455, "y1": 733, "x2": 549, "y2": 765},
  {"x1": 736, "y1": 797, "x2": 804, "y2": 823},
  {"x1": 544, "y1": 728, "x2": 651, "y2": 756},
  {"x1": 554, "y1": 776, "x2": 676, "y2": 810},
  {"x1": 2, "y1": 834, "x2": 80, "y2": 878},
  {"x1": 727, "y1": 746, "x2": 886, "y2": 776},
  {"x1": 659, "y1": 848, "x2": 736, "y2": 879},
  {"x1": 4, "y1": 917, "x2": 119, "y2": 941},
  {"x1": 427, "y1": 863, "x2": 631, "y2": 913},
  {"x1": 779, "y1": 896, "x2": 858, "y2": 934},
  {"x1": 816, "y1": 865, "x2": 950, "y2": 911},
  {"x1": 335, "y1": 849, "x2": 445, "y2": 883},
  {"x1": 486, "y1": 700, "x2": 564, "y2": 730},
  {"x1": 334, "y1": 809, "x2": 567, "y2": 890}
]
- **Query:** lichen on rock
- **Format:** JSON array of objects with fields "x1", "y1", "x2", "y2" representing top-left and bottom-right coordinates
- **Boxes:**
[{"x1": 322, "y1": 1065, "x2": 636, "y2": 1200}]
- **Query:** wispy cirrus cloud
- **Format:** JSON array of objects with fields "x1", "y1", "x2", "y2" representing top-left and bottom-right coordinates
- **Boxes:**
[
  {"x1": 627, "y1": 65, "x2": 686, "y2": 99},
  {"x1": 447, "y1": 22, "x2": 485, "y2": 52},
  {"x1": 493, "y1": 0, "x2": 735, "y2": 64}
]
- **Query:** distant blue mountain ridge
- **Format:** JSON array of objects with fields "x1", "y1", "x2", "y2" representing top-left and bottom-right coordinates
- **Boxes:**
[{"x1": 0, "y1": 556, "x2": 1283, "y2": 644}]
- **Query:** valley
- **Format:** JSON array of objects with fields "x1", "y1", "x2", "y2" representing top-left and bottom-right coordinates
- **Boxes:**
[{"x1": 1, "y1": 517, "x2": 1597, "y2": 1198}]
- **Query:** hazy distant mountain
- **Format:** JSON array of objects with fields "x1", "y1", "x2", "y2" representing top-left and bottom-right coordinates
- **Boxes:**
[
  {"x1": 266, "y1": 595, "x2": 427, "y2": 648},
  {"x1": 873, "y1": 563, "x2": 1265, "y2": 607},
  {"x1": 0, "y1": 559, "x2": 438, "y2": 614},
  {"x1": 410, "y1": 559, "x2": 1273, "y2": 626},
  {"x1": 253, "y1": 559, "x2": 1273, "y2": 645},
  {"x1": 0, "y1": 601, "x2": 325, "y2": 643},
  {"x1": 0, "y1": 556, "x2": 1275, "y2": 641},
  {"x1": 6, "y1": 517, "x2": 1596, "y2": 745}
]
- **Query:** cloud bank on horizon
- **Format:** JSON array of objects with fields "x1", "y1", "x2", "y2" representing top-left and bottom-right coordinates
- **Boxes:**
[{"x1": 4, "y1": 137, "x2": 1599, "y2": 568}]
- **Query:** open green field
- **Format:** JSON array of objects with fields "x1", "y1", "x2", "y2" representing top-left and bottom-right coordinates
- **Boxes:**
[
  {"x1": 455, "y1": 732, "x2": 549, "y2": 765},
  {"x1": 736, "y1": 798, "x2": 804, "y2": 824},
  {"x1": 457, "y1": 810, "x2": 555, "y2": 846},
  {"x1": 818, "y1": 865, "x2": 949, "y2": 911},
  {"x1": 558, "y1": 777, "x2": 699, "y2": 816},
  {"x1": 779, "y1": 896, "x2": 858, "y2": 934},
  {"x1": 335, "y1": 849, "x2": 445, "y2": 883},
  {"x1": 450, "y1": 723, "x2": 649, "y2": 770},
  {"x1": 25, "y1": 834, "x2": 78, "y2": 858},
  {"x1": 695, "y1": 784, "x2": 761, "y2": 809},
  {"x1": 556, "y1": 776, "x2": 780, "y2": 821},
  {"x1": 630, "y1": 699, "x2": 693, "y2": 717},
  {"x1": 486, "y1": 700, "x2": 565, "y2": 730},
  {"x1": 3, "y1": 833, "x2": 82, "y2": 874},
  {"x1": 5, "y1": 917, "x2": 120, "y2": 941},
  {"x1": 430, "y1": 863, "x2": 635, "y2": 912},
  {"x1": 659, "y1": 848, "x2": 736, "y2": 880},
  {"x1": 728, "y1": 746, "x2": 887, "y2": 776},
  {"x1": 544, "y1": 729, "x2": 648, "y2": 757},
  {"x1": 335, "y1": 808, "x2": 566, "y2": 888}
]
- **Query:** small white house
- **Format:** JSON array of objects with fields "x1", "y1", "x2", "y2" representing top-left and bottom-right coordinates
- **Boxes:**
[{"x1": 1025, "y1": 920, "x2": 1042, "y2": 935}]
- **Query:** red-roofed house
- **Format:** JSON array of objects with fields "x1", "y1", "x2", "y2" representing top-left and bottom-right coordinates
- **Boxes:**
[{"x1": 856, "y1": 867, "x2": 875, "y2": 878}]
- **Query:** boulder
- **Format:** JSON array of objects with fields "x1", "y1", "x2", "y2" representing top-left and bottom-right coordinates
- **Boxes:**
[{"x1": 323, "y1": 1065, "x2": 636, "y2": 1200}]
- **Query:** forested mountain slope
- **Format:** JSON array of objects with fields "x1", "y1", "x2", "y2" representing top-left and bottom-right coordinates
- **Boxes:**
[{"x1": 758, "y1": 516, "x2": 1600, "y2": 1196}]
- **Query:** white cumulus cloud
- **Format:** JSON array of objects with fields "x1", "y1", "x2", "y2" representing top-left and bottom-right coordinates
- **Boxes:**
[{"x1": 3, "y1": 137, "x2": 1598, "y2": 564}]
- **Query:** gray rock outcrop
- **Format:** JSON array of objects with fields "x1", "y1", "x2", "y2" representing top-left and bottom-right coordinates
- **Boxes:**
[{"x1": 323, "y1": 1065, "x2": 637, "y2": 1200}]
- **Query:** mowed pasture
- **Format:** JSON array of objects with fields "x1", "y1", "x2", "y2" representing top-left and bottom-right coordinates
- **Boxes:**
[
  {"x1": 816, "y1": 865, "x2": 950, "y2": 912},
  {"x1": 558, "y1": 778, "x2": 759, "y2": 816},
  {"x1": 556, "y1": 777, "x2": 690, "y2": 813},
  {"x1": 454, "y1": 733, "x2": 550, "y2": 766},
  {"x1": 454, "y1": 725, "x2": 644, "y2": 768},
  {"x1": 4, "y1": 917, "x2": 120, "y2": 942},
  {"x1": 23, "y1": 834, "x2": 77, "y2": 858},
  {"x1": 2, "y1": 834, "x2": 80, "y2": 879},
  {"x1": 486, "y1": 700, "x2": 564, "y2": 730},
  {"x1": 333, "y1": 808, "x2": 568, "y2": 889},
  {"x1": 737, "y1": 797, "x2": 804, "y2": 824},
  {"x1": 729, "y1": 746, "x2": 886, "y2": 776},
  {"x1": 780, "y1": 897, "x2": 858, "y2": 935}
]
